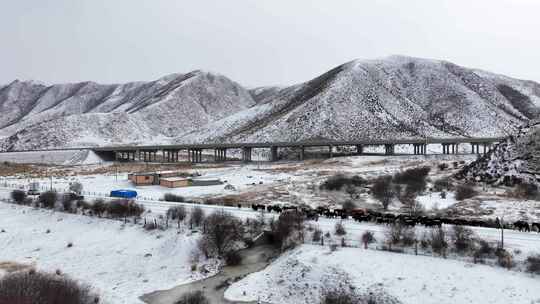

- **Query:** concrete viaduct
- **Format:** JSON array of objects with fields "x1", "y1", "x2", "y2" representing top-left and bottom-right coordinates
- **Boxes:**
[{"x1": 87, "y1": 137, "x2": 503, "y2": 163}]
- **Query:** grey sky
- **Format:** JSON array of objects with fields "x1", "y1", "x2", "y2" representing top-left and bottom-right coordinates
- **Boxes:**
[{"x1": 1, "y1": 0, "x2": 539, "y2": 87}]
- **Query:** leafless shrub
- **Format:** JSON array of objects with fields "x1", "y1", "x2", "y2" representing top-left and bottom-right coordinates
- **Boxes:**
[
  {"x1": 312, "y1": 229, "x2": 323, "y2": 243},
  {"x1": 386, "y1": 223, "x2": 415, "y2": 247},
  {"x1": 322, "y1": 289, "x2": 359, "y2": 304},
  {"x1": 372, "y1": 175, "x2": 394, "y2": 210},
  {"x1": 163, "y1": 193, "x2": 185, "y2": 202},
  {"x1": 107, "y1": 200, "x2": 144, "y2": 218},
  {"x1": 91, "y1": 199, "x2": 106, "y2": 217},
  {"x1": 76, "y1": 200, "x2": 91, "y2": 212},
  {"x1": 224, "y1": 250, "x2": 242, "y2": 266},
  {"x1": 167, "y1": 206, "x2": 187, "y2": 222},
  {"x1": 174, "y1": 290, "x2": 209, "y2": 304},
  {"x1": 62, "y1": 196, "x2": 74, "y2": 213},
  {"x1": 526, "y1": 254, "x2": 540, "y2": 274},
  {"x1": 190, "y1": 206, "x2": 205, "y2": 228},
  {"x1": 455, "y1": 184, "x2": 477, "y2": 201},
  {"x1": 495, "y1": 248, "x2": 515, "y2": 269},
  {"x1": 320, "y1": 174, "x2": 367, "y2": 191},
  {"x1": 69, "y1": 182, "x2": 83, "y2": 195},
  {"x1": 433, "y1": 177, "x2": 454, "y2": 192},
  {"x1": 198, "y1": 210, "x2": 243, "y2": 258},
  {"x1": 270, "y1": 211, "x2": 305, "y2": 250},
  {"x1": 430, "y1": 227, "x2": 448, "y2": 257},
  {"x1": 10, "y1": 190, "x2": 27, "y2": 204},
  {"x1": 335, "y1": 221, "x2": 346, "y2": 236},
  {"x1": 473, "y1": 239, "x2": 495, "y2": 263},
  {"x1": 438, "y1": 163, "x2": 449, "y2": 171},
  {"x1": 39, "y1": 191, "x2": 57, "y2": 209},
  {"x1": 451, "y1": 226, "x2": 475, "y2": 254},
  {"x1": 0, "y1": 269, "x2": 99, "y2": 304}
]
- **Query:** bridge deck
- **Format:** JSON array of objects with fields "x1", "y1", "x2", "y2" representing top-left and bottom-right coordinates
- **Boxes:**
[
  {"x1": 90, "y1": 137, "x2": 504, "y2": 152},
  {"x1": 0, "y1": 137, "x2": 505, "y2": 154}
]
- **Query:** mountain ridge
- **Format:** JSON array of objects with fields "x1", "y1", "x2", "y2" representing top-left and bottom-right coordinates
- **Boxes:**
[{"x1": 1, "y1": 55, "x2": 539, "y2": 151}]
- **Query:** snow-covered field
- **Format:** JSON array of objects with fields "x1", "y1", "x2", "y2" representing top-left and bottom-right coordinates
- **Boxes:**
[
  {"x1": 0, "y1": 203, "x2": 216, "y2": 304},
  {"x1": 225, "y1": 245, "x2": 540, "y2": 304},
  {"x1": 3, "y1": 153, "x2": 539, "y2": 222},
  {"x1": 2, "y1": 164, "x2": 295, "y2": 201}
]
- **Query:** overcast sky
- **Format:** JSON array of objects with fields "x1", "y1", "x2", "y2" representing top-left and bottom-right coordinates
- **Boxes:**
[{"x1": 1, "y1": 0, "x2": 539, "y2": 87}]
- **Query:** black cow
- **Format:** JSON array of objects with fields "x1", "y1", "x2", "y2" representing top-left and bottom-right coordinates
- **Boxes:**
[
  {"x1": 532, "y1": 223, "x2": 540, "y2": 233},
  {"x1": 251, "y1": 204, "x2": 266, "y2": 211},
  {"x1": 514, "y1": 221, "x2": 531, "y2": 232},
  {"x1": 305, "y1": 210, "x2": 319, "y2": 221},
  {"x1": 422, "y1": 218, "x2": 442, "y2": 228}
]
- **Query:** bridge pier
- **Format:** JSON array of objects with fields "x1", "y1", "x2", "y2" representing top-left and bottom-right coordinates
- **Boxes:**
[
  {"x1": 242, "y1": 147, "x2": 252, "y2": 162},
  {"x1": 356, "y1": 145, "x2": 364, "y2": 155},
  {"x1": 471, "y1": 143, "x2": 491, "y2": 155},
  {"x1": 413, "y1": 144, "x2": 426, "y2": 155},
  {"x1": 215, "y1": 148, "x2": 227, "y2": 162},
  {"x1": 329, "y1": 145, "x2": 333, "y2": 158},
  {"x1": 189, "y1": 149, "x2": 202, "y2": 163},
  {"x1": 299, "y1": 146, "x2": 305, "y2": 161},
  {"x1": 471, "y1": 142, "x2": 486, "y2": 155},
  {"x1": 270, "y1": 146, "x2": 278, "y2": 162},
  {"x1": 163, "y1": 149, "x2": 179, "y2": 163},
  {"x1": 384, "y1": 144, "x2": 395, "y2": 155},
  {"x1": 442, "y1": 143, "x2": 458, "y2": 155}
]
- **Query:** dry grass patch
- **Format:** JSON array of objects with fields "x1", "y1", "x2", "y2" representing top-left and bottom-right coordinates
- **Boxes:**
[
  {"x1": 0, "y1": 162, "x2": 46, "y2": 176},
  {"x1": 0, "y1": 261, "x2": 33, "y2": 274}
]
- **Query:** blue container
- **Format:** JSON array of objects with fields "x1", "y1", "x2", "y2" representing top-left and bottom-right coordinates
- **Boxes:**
[{"x1": 110, "y1": 190, "x2": 138, "y2": 199}]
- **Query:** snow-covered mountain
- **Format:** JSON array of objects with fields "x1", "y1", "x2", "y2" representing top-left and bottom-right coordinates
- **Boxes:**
[
  {"x1": 456, "y1": 121, "x2": 540, "y2": 185},
  {"x1": 1, "y1": 55, "x2": 539, "y2": 151},
  {"x1": 0, "y1": 71, "x2": 255, "y2": 150}
]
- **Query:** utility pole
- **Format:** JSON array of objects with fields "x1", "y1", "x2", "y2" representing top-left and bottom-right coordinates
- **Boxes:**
[{"x1": 497, "y1": 216, "x2": 504, "y2": 249}]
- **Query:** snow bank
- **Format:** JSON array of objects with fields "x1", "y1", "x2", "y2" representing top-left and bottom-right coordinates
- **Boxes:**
[
  {"x1": 0, "y1": 150, "x2": 83, "y2": 164},
  {"x1": 0, "y1": 203, "x2": 217, "y2": 304},
  {"x1": 225, "y1": 245, "x2": 540, "y2": 304}
]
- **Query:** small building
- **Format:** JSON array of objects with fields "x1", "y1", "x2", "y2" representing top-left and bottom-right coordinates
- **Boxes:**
[
  {"x1": 160, "y1": 177, "x2": 192, "y2": 188},
  {"x1": 129, "y1": 170, "x2": 192, "y2": 186},
  {"x1": 128, "y1": 173, "x2": 158, "y2": 185}
]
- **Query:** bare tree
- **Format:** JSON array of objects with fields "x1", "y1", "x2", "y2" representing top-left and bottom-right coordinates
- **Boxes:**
[
  {"x1": 345, "y1": 184, "x2": 357, "y2": 199},
  {"x1": 11, "y1": 190, "x2": 27, "y2": 204},
  {"x1": 451, "y1": 225, "x2": 475, "y2": 253},
  {"x1": 271, "y1": 211, "x2": 305, "y2": 250},
  {"x1": 39, "y1": 191, "x2": 57, "y2": 209},
  {"x1": 190, "y1": 206, "x2": 205, "y2": 229},
  {"x1": 198, "y1": 210, "x2": 243, "y2": 257},
  {"x1": 167, "y1": 206, "x2": 187, "y2": 223},
  {"x1": 371, "y1": 175, "x2": 394, "y2": 210},
  {"x1": 69, "y1": 182, "x2": 83, "y2": 195}
]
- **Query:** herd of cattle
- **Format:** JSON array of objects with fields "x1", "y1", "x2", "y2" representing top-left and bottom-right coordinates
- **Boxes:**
[{"x1": 251, "y1": 204, "x2": 540, "y2": 233}]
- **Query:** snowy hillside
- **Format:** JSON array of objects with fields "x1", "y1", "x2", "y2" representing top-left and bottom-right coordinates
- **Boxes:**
[
  {"x1": 225, "y1": 245, "x2": 540, "y2": 304},
  {"x1": 182, "y1": 56, "x2": 540, "y2": 144},
  {"x1": 456, "y1": 121, "x2": 540, "y2": 185},
  {"x1": 0, "y1": 71, "x2": 255, "y2": 150},
  {"x1": 1, "y1": 55, "x2": 539, "y2": 151}
]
